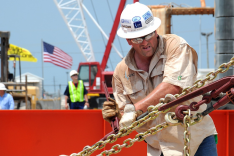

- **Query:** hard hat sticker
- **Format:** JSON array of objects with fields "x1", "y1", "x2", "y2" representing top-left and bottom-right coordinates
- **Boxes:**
[
  {"x1": 133, "y1": 21, "x2": 142, "y2": 28},
  {"x1": 143, "y1": 11, "x2": 153, "y2": 24},
  {"x1": 132, "y1": 16, "x2": 141, "y2": 22},
  {"x1": 142, "y1": 11, "x2": 152, "y2": 20},
  {"x1": 145, "y1": 16, "x2": 153, "y2": 24},
  {"x1": 121, "y1": 19, "x2": 131, "y2": 24},
  {"x1": 122, "y1": 25, "x2": 131, "y2": 28}
]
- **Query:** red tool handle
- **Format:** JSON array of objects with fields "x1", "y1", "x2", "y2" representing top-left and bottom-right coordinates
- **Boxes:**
[
  {"x1": 102, "y1": 81, "x2": 110, "y2": 101},
  {"x1": 102, "y1": 81, "x2": 119, "y2": 137}
]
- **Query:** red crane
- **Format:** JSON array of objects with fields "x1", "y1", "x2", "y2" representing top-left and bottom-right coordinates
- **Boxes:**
[
  {"x1": 77, "y1": 0, "x2": 123, "y2": 108},
  {"x1": 77, "y1": 0, "x2": 139, "y2": 109}
]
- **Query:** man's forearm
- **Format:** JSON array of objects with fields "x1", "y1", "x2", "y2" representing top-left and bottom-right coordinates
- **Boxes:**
[
  {"x1": 65, "y1": 96, "x2": 68, "y2": 104},
  {"x1": 84, "y1": 95, "x2": 88, "y2": 102},
  {"x1": 135, "y1": 82, "x2": 181, "y2": 112}
]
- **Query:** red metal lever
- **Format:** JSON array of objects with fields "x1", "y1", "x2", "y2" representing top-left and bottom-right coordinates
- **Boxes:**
[
  {"x1": 162, "y1": 76, "x2": 234, "y2": 120},
  {"x1": 158, "y1": 76, "x2": 234, "y2": 112},
  {"x1": 200, "y1": 88, "x2": 234, "y2": 117},
  {"x1": 103, "y1": 81, "x2": 110, "y2": 101},
  {"x1": 100, "y1": 81, "x2": 119, "y2": 141}
]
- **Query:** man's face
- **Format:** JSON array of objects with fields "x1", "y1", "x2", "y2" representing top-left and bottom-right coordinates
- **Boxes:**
[
  {"x1": 71, "y1": 74, "x2": 78, "y2": 81},
  {"x1": 126, "y1": 30, "x2": 159, "y2": 58},
  {"x1": 0, "y1": 90, "x2": 4, "y2": 95}
]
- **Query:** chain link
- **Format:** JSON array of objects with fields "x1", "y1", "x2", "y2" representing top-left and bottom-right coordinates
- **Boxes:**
[
  {"x1": 97, "y1": 122, "x2": 169, "y2": 156},
  {"x1": 183, "y1": 110, "x2": 191, "y2": 156},
  {"x1": 177, "y1": 57, "x2": 234, "y2": 98},
  {"x1": 72, "y1": 56, "x2": 234, "y2": 156},
  {"x1": 75, "y1": 107, "x2": 169, "y2": 156}
]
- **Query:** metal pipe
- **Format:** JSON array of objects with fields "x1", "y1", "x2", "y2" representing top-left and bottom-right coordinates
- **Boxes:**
[
  {"x1": 201, "y1": 32, "x2": 213, "y2": 68},
  {"x1": 2, "y1": 82, "x2": 27, "y2": 86},
  {"x1": 25, "y1": 75, "x2": 28, "y2": 109},
  {"x1": 19, "y1": 56, "x2": 22, "y2": 89},
  {"x1": 41, "y1": 39, "x2": 44, "y2": 98},
  {"x1": 200, "y1": 0, "x2": 206, "y2": 7},
  {"x1": 199, "y1": 15, "x2": 202, "y2": 68},
  {"x1": 13, "y1": 57, "x2": 16, "y2": 82},
  {"x1": 54, "y1": 76, "x2": 56, "y2": 97},
  {"x1": 0, "y1": 31, "x2": 10, "y2": 82},
  {"x1": 66, "y1": 71, "x2": 69, "y2": 82}
]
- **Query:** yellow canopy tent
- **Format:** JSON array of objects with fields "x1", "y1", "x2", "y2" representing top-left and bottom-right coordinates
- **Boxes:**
[{"x1": 8, "y1": 44, "x2": 37, "y2": 62}]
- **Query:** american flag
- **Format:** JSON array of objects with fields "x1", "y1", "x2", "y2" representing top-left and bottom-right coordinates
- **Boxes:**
[{"x1": 43, "y1": 41, "x2": 72, "y2": 69}]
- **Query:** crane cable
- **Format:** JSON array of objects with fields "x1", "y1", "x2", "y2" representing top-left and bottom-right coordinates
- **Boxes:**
[
  {"x1": 90, "y1": 0, "x2": 114, "y2": 71},
  {"x1": 106, "y1": 0, "x2": 125, "y2": 57},
  {"x1": 90, "y1": 0, "x2": 106, "y2": 47}
]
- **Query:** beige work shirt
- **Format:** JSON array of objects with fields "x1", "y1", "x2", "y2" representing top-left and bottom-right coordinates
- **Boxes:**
[{"x1": 112, "y1": 34, "x2": 217, "y2": 156}]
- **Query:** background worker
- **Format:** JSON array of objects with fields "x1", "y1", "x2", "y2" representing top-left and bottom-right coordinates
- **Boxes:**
[
  {"x1": 102, "y1": 2, "x2": 217, "y2": 156},
  {"x1": 0, "y1": 83, "x2": 14, "y2": 110},
  {"x1": 64, "y1": 70, "x2": 89, "y2": 109}
]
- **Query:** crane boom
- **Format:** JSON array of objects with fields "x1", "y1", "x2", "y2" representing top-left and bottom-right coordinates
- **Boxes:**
[
  {"x1": 101, "y1": 0, "x2": 126, "y2": 70},
  {"x1": 81, "y1": 4, "x2": 123, "y2": 59},
  {"x1": 54, "y1": 0, "x2": 95, "y2": 62}
]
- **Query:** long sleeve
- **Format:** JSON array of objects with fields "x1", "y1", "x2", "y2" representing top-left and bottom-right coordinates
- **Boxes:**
[
  {"x1": 163, "y1": 37, "x2": 198, "y2": 88},
  {"x1": 9, "y1": 94, "x2": 14, "y2": 110},
  {"x1": 112, "y1": 71, "x2": 132, "y2": 112}
]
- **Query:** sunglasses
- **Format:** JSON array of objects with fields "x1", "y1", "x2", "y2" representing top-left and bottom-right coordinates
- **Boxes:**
[{"x1": 130, "y1": 32, "x2": 155, "y2": 44}]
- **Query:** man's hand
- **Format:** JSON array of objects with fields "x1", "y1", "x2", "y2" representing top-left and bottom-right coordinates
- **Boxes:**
[
  {"x1": 102, "y1": 97, "x2": 122, "y2": 123},
  {"x1": 160, "y1": 94, "x2": 177, "y2": 103},
  {"x1": 119, "y1": 104, "x2": 142, "y2": 129},
  {"x1": 85, "y1": 102, "x2": 89, "y2": 108},
  {"x1": 65, "y1": 103, "x2": 69, "y2": 110}
]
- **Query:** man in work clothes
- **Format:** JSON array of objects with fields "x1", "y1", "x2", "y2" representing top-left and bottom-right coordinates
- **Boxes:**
[
  {"x1": 64, "y1": 70, "x2": 89, "y2": 109},
  {"x1": 102, "y1": 2, "x2": 217, "y2": 156},
  {"x1": 0, "y1": 83, "x2": 14, "y2": 110}
]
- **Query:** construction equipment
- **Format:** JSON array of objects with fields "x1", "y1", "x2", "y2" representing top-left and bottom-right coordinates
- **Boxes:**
[
  {"x1": 149, "y1": 5, "x2": 214, "y2": 35},
  {"x1": 0, "y1": 31, "x2": 40, "y2": 109},
  {"x1": 77, "y1": 61, "x2": 115, "y2": 109}
]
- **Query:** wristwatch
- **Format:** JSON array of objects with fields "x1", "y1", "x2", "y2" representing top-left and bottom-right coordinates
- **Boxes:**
[{"x1": 85, "y1": 101, "x2": 89, "y2": 103}]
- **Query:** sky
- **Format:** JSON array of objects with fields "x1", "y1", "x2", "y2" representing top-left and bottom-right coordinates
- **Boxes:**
[{"x1": 0, "y1": 0, "x2": 215, "y2": 95}]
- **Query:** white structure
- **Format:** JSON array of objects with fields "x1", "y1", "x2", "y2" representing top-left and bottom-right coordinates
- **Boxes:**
[
  {"x1": 197, "y1": 68, "x2": 215, "y2": 83},
  {"x1": 53, "y1": 0, "x2": 95, "y2": 62},
  {"x1": 15, "y1": 72, "x2": 43, "y2": 98}
]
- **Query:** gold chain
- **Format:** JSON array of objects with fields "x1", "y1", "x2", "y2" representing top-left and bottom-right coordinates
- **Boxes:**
[
  {"x1": 73, "y1": 56, "x2": 234, "y2": 156},
  {"x1": 74, "y1": 105, "x2": 170, "y2": 156},
  {"x1": 175, "y1": 57, "x2": 234, "y2": 98},
  {"x1": 183, "y1": 109, "x2": 191, "y2": 156},
  {"x1": 98, "y1": 122, "x2": 169, "y2": 156}
]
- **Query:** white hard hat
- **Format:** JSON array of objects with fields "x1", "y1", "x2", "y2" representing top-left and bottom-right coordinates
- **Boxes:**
[
  {"x1": 0, "y1": 83, "x2": 7, "y2": 90},
  {"x1": 117, "y1": 2, "x2": 161, "y2": 39},
  {"x1": 70, "y1": 70, "x2": 78, "y2": 77}
]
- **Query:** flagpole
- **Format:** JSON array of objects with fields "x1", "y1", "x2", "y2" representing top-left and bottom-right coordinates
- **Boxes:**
[{"x1": 41, "y1": 39, "x2": 44, "y2": 98}]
